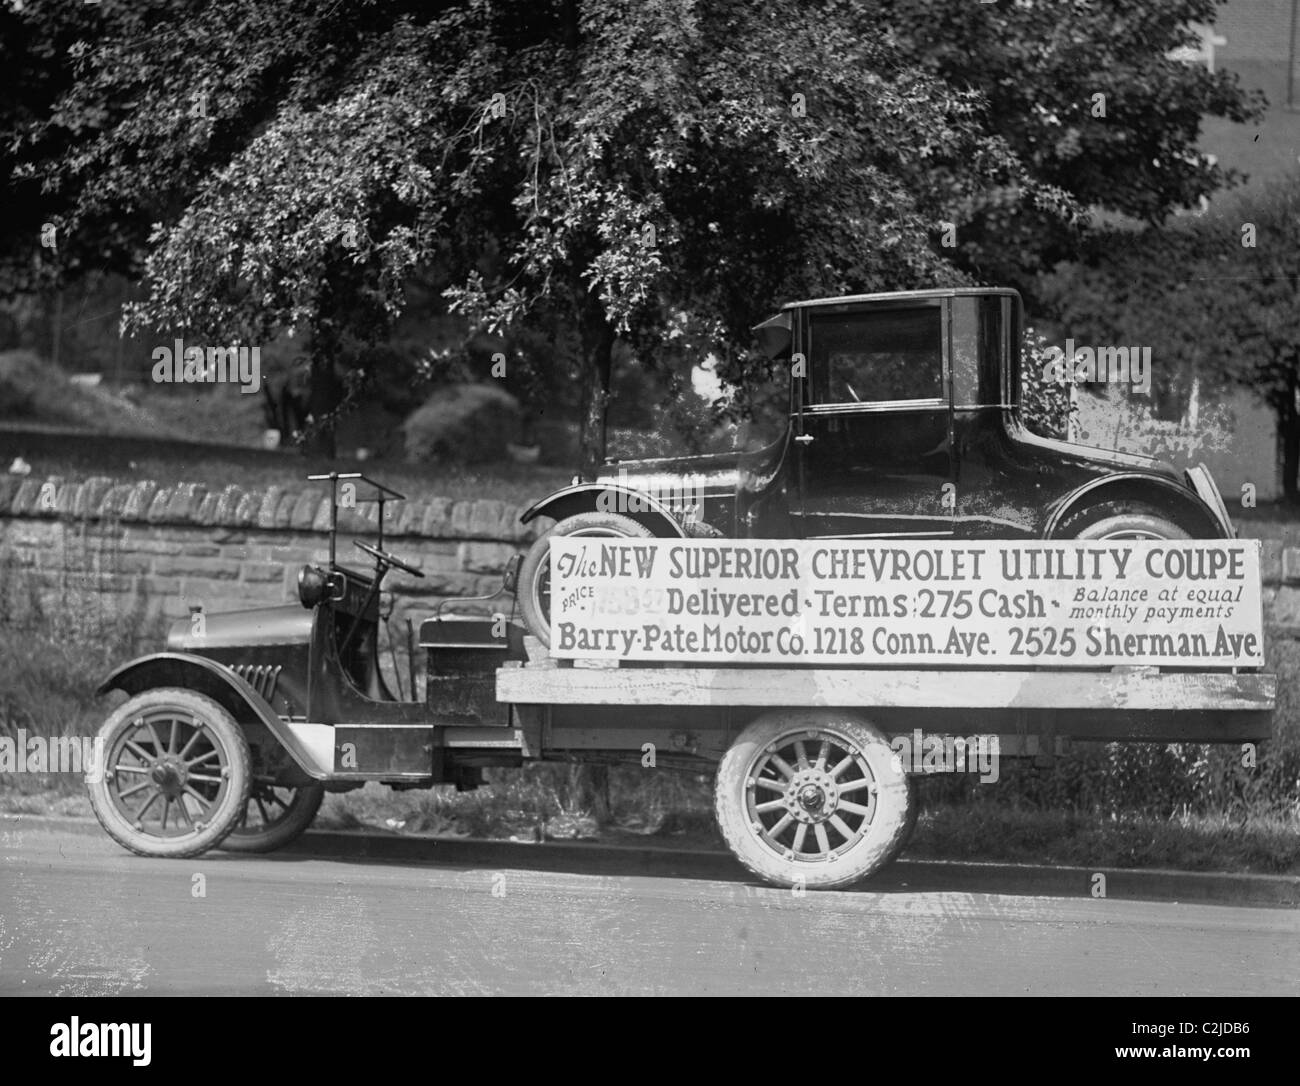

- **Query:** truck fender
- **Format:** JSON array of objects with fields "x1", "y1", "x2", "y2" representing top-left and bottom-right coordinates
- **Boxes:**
[
  {"x1": 1043, "y1": 474, "x2": 1225, "y2": 538},
  {"x1": 520, "y1": 483, "x2": 687, "y2": 537},
  {"x1": 97, "y1": 652, "x2": 327, "y2": 780}
]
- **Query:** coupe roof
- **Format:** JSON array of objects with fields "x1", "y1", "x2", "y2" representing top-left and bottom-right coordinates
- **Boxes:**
[
  {"x1": 779, "y1": 286, "x2": 1020, "y2": 312},
  {"x1": 751, "y1": 287, "x2": 1021, "y2": 357}
]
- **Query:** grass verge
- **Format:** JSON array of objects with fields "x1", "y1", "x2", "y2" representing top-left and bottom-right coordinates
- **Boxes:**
[{"x1": 7, "y1": 775, "x2": 1296, "y2": 875}]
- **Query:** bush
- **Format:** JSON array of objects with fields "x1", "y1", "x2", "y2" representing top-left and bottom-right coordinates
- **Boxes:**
[
  {"x1": 0, "y1": 349, "x2": 184, "y2": 436},
  {"x1": 0, "y1": 351, "x2": 46, "y2": 419},
  {"x1": 403, "y1": 382, "x2": 522, "y2": 465},
  {"x1": 1020, "y1": 326, "x2": 1078, "y2": 440},
  {"x1": 533, "y1": 418, "x2": 580, "y2": 465},
  {"x1": 0, "y1": 546, "x2": 165, "y2": 793}
]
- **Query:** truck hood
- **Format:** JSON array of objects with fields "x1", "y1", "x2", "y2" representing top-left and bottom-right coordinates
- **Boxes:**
[{"x1": 167, "y1": 604, "x2": 314, "y2": 653}]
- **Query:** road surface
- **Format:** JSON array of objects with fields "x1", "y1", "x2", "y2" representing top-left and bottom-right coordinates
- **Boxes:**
[{"x1": 1, "y1": 824, "x2": 1296, "y2": 995}]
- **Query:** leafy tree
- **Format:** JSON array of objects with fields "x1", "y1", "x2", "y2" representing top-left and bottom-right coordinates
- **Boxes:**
[
  {"x1": 14, "y1": 0, "x2": 1261, "y2": 468},
  {"x1": 1040, "y1": 223, "x2": 1233, "y2": 423},
  {"x1": 1040, "y1": 176, "x2": 1300, "y2": 498},
  {"x1": 1019, "y1": 326, "x2": 1077, "y2": 441},
  {"x1": 1201, "y1": 179, "x2": 1300, "y2": 498},
  {"x1": 878, "y1": 0, "x2": 1262, "y2": 288},
  {"x1": 12, "y1": 0, "x2": 1045, "y2": 463},
  {"x1": 0, "y1": 0, "x2": 131, "y2": 295}
]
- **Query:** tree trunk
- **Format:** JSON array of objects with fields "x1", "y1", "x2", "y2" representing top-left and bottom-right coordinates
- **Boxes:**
[
  {"x1": 571, "y1": 301, "x2": 615, "y2": 820},
  {"x1": 51, "y1": 288, "x2": 63, "y2": 369},
  {"x1": 576, "y1": 315, "x2": 615, "y2": 478},
  {"x1": 304, "y1": 325, "x2": 341, "y2": 459},
  {"x1": 1283, "y1": 371, "x2": 1300, "y2": 502}
]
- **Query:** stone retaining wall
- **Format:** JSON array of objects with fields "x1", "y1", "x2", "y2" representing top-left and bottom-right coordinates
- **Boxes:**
[
  {"x1": 4, "y1": 473, "x2": 1300, "y2": 642},
  {"x1": 0, "y1": 475, "x2": 537, "y2": 633}
]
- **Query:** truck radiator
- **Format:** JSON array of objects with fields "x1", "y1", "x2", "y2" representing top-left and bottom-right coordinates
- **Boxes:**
[{"x1": 229, "y1": 664, "x2": 282, "y2": 702}]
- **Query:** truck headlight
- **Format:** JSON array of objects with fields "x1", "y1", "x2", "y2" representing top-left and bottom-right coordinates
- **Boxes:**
[{"x1": 297, "y1": 564, "x2": 328, "y2": 607}]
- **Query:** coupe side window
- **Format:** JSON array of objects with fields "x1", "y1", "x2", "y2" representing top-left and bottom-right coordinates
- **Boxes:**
[{"x1": 810, "y1": 307, "x2": 943, "y2": 405}]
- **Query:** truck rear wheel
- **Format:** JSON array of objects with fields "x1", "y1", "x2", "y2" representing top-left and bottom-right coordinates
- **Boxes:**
[
  {"x1": 518, "y1": 511, "x2": 654, "y2": 647},
  {"x1": 87, "y1": 688, "x2": 251, "y2": 859},
  {"x1": 219, "y1": 780, "x2": 324, "y2": 853},
  {"x1": 715, "y1": 710, "x2": 914, "y2": 889}
]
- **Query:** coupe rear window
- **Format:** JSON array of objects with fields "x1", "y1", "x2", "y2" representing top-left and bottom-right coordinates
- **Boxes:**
[{"x1": 810, "y1": 307, "x2": 942, "y2": 405}]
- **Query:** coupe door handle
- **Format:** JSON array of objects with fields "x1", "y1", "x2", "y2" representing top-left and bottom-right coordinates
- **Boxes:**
[{"x1": 794, "y1": 434, "x2": 815, "y2": 445}]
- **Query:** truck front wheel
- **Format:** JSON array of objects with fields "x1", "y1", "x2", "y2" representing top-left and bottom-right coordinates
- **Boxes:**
[
  {"x1": 87, "y1": 688, "x2": 251, "y2": 859},
  {"x1": 715, "y1": 710, "x2": 915, "y2": 889}
]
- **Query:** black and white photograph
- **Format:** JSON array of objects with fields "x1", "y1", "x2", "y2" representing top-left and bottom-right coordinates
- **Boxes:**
[{"x1": 0, "y1": 0, "x2": 1296, "y2": 1043}]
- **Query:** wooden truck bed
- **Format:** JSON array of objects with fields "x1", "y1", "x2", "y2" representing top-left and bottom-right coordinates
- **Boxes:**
[{"x1": 494, "y1": 656, "x2": 1277, "y2": 758}]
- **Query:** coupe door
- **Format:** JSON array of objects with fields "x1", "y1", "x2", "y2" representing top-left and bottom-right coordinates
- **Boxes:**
[{"x1": 794, "y1": 302, "x2": 954, "y2": 538}]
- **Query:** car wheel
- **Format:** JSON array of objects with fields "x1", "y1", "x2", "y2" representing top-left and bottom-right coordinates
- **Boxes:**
[
  {"x1": 714, "y1": 710, "x2": 914, "y2": 889},
  {"x1": 1057, "y1": 503, "x2": 1191, "y2": 673},
  {"x1": 517, "y1": 511, "x2": 655, "y2": 646},
  {"x1": 87, "y1": 688, "x2": 251, "y2": 859},
  {"x1": 1057, "y1": 501, "x2": 1190, "y2": 540},
  {"x1": 218, "y1": 780, "x2": 324, "y2": 853}
]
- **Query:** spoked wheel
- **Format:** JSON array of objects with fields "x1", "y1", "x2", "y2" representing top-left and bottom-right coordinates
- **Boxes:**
[
  {"x1": 219, "y1": 779, "x2": 324, "y2": 853},
  {"x1": 87, "y1": 688, "x2": 251, "y2": 859},
  {"x1": 517, "y1": 511, "x2": 654, "y2": 646},
  {"x1": 715, "y1": 710, "x2": 914, "y2": 889}
]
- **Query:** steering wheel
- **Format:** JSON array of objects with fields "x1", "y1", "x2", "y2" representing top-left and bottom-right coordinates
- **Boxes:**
[{"x1": 353, "y1": 540, "x2": 425, "y2": 578}]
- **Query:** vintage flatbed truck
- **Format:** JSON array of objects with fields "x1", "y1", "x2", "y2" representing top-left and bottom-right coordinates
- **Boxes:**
[
  {"x1": 86, "y1": 287, "x2": 1271, "y2": 889},
  {"x1": 87, "y1": 471, "x2": 1276, "y2": 890}
]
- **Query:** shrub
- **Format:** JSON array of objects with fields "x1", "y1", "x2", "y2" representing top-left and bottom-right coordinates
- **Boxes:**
[
  {"x1": 0, "y1": 546, "x2": 165, "y2": 793},
  {"x1": 403, "y1": 382, "x2": 522, "y2": 465},
  {"x1": 0, "y1": 350, "x2": 45, "y2": 419},
  {"x1": 0, "y1": 349, "x2": 184, "y2": 436},
  {"x1": 1019, "y1": 326, "x2": 1078, "y2": 440},
  {"x1": 532, "y1": 418, "x2": 580, "y2": 465}
]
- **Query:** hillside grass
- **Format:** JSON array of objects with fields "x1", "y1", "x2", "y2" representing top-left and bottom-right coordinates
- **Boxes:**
[
  {"x1": 0, "y1": 347, "x2": 575, "y2": 505},
  {"x1": 0, "y1": 429, "x2": 572, "y2": 506},
  {"x1": 0, "y1": 350, "x2": 189, "y2": 439}
]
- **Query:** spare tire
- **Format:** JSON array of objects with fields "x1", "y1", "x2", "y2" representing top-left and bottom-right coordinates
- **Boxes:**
[{"x1": 517, "y1": 511, "x2": 654, "y2": 646}]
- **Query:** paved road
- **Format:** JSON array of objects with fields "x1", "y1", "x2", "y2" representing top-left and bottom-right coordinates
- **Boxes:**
[{"x1": 2, "y1": 824, "x2": 1297, "y2": 995}]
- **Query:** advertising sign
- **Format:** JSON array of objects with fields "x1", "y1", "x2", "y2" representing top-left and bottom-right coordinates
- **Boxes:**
[{"x1": 548, "y1": 538, "x2": 1264, "y2": 667}]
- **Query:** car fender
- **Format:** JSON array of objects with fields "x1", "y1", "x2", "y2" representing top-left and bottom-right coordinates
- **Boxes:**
[
  {"x1": 520, "y1": 483, "x2": 688, "y2": 537},
  {"x1": 97, "y1": 652, "x2": 327, "y2": 780},
  {"x1": 1043, "y1": 473, "x2": 1225, "y2": 538}
]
